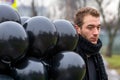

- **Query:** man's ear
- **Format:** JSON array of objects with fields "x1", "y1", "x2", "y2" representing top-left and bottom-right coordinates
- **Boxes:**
[{"x1": 74, "y1": 25, "x2": 81, "y2": 34}]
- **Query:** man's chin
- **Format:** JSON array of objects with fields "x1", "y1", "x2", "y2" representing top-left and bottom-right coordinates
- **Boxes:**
[{"x1": 91, "y1": 41, "x2": 97, "y2": 44}]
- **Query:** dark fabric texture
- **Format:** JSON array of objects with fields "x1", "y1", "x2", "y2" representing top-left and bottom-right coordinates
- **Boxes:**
[
  {"x1": 87, "y1": 56, "x2": 97, "y2": 80},
  {"x1": 75, "y1": 35, "x2": 108, "y2": 80},
  {"x1": 77, "y1": 35, "x2": 102, "y2": 55}
]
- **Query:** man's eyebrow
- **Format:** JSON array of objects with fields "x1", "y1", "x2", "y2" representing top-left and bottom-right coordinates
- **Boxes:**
[
  {"x1": 98, "y1": 24, "x2": 101, "y2": 26},
  {"x1": 88, "y1": 24, "x2": 94, "y2": 26},
  {"x1": 87, "y1": 24, "x2": 101, "y2": 27}
]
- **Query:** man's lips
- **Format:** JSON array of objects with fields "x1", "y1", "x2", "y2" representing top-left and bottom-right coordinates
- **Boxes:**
[{"x1": 90, "y1": 38, "x2": 97, "y2": 42}]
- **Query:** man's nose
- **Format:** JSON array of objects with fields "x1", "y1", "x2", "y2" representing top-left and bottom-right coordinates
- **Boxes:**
[{"x1": 93, "y1": 28, "x2": 99, "y2": 35}]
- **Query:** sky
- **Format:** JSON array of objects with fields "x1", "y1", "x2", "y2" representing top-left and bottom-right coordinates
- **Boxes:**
[
  {"x1": 17, "y1": 0, "x2": 56, "y2": 6},
  {"x1": 0, "y1": 0, "x2": 119, "y2": 17},
  {"x1": 18, "y1": 0, "x2": 119, "y2": 12},
  {"x1": 0, "y1": 0, "x2": 118, "y2": 11},
  {"x1": 105, "y1": 0, "x2": 119, "y2": 13}
]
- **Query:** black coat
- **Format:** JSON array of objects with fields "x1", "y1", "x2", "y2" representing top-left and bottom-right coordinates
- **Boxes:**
[{"x1": 75, "y1": 35, "x2": 108, "y2": 80}]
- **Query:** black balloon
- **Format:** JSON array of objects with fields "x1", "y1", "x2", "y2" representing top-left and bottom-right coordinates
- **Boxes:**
[
  {"x1": 0, "y1": 4, "x2": 21, "y2": 23},
  {"x1": 0, "y1": 21, "x2": 28, "y2": 64},
  {"x1": 0, "y1": 61, "x2": 17, "y2": 78},
  {"x1": 50, "y1": 51, "x2": 86, "y2": 80},
  {"x1": 20, "y1": 16, "x2": 30, "y2": 26},
  {"x1": 24, "y1": 16, "x2": 57, "y2": 58},
  {"x1": 53, "y1": 19, "x2": 78, "y2": 52},
  {"x1": 15, "y1": 58, "x2": 47, "y2": 80},
  {"x1": 0, "y1": 74, "x2": 14, "y2": 80}
]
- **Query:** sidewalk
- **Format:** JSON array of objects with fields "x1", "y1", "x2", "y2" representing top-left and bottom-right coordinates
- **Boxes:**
[
  {"x1": 107, "y1": 69, "x2": 120, "y2": 80},
  {"x1": 103, "y1": 58, "x2": 120, "y2": 80}
]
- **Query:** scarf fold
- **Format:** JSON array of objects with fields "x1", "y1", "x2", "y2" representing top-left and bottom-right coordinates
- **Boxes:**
[{"x1": 77, "y1": 35, "x2": 102, "y2": 56}]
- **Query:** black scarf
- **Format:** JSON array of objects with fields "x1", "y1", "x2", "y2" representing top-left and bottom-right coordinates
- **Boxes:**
[
  {"x1": 77, "y1": 35, "x2": 102, "y2": 56},
  {"x1": 75, "y1": 35, "x2": 108, "y2": 80}
]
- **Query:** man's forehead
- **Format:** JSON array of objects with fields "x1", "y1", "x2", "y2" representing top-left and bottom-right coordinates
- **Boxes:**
[{"x1": 83, "y1": 15, "x2": 100, "y2": 24}]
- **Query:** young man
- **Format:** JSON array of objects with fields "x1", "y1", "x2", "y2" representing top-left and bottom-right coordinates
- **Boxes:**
[{"x1": 74, "y1": 7, "x2": 108, "y2": 80}]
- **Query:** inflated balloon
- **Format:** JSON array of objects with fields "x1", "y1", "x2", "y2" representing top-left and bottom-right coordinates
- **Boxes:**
[
  {"x1": 24, "y1": 16, "x2": 57, "y2": 58},
  {"x1": 15, "y1": 58, "x2": 47, "y2": 80},
  {"x1": 0, "y1": 61, "x2": 16, "y2": 76},
  {"x1": 20, "y1": 16, "x2": 30, "y2": 26},
  {"x1": 50, "y1": 51, "x2": 86, "y2": 80},
  {"x1": 0, "y1": 74, "x2": 14, "y2": 80},
  {"x1": 53, "y1": 19, "x2": 78, "y2": 52},
  {"x1": 44, "y1": 19, "x2": 78, "y2": 64},
  {"x1": 14, "y1": 57, "x2": 29, "y2": 69},
  {"x1": 0, "y1": 21, "x2": 28, "y2": 64},
  {"x1": 0, "y1": 4, "x2": 21, "y2": 23}
]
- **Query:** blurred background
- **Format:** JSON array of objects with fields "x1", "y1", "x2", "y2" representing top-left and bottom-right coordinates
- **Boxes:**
[{"x1": 0, "y1": 0, "x2": 120, "y2": 79}]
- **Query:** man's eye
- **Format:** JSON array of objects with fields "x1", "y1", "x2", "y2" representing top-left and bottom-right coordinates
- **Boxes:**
[
  {"x1": 87, "y1": 25, "x2": 93, "y2": 29},
  {"x1": 97, "y1": 26, "x2": 101, "y2": 30}
]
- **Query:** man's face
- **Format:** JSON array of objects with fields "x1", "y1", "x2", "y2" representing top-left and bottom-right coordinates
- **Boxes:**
[{"x1": 78, "y1": 15, "x2": 101, "y2": 44}]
